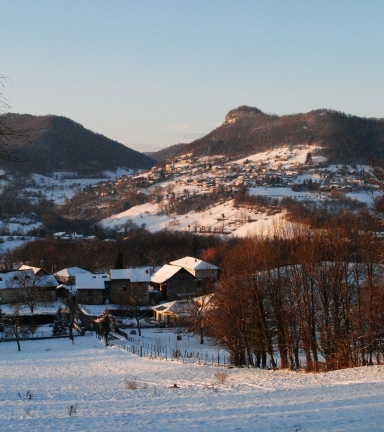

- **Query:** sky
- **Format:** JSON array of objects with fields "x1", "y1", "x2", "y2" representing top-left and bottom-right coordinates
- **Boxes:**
[{"x1": 1, "y1": 1, "x2": 384, "y2": 152}]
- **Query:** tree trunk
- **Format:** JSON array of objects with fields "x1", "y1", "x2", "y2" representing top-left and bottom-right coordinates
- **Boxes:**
[
  {"x1": 14, "y1": 323, "x2": 21, "y2": 351},
  {"x1": 136, "y1": 316, "x2": 142, "y2": 337},
  {"x1": 199, "y1": 326, "x2": 204, "y2": 344}
]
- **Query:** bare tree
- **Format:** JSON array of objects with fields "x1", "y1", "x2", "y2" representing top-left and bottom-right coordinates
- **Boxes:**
[
  {"x1": 63, "y1": 297, "x2": 77, "y2": 343},
  {"x1": 10, "y1": 271, "x2": 53, "y2": 314},
  {"x1": 4, "y1": 305, "x2": 30, "y2": 351},
  {"x1": 182, "y1": 294, "x2": 214, "y2": 344},
  {"x1": 119, "y1": 284, "x2": 148, "y2": 336}
]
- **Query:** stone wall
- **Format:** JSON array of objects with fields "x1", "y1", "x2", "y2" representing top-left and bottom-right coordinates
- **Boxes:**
[{"x1": 77, "y1": 289, "x2": 105, "y2": 305}]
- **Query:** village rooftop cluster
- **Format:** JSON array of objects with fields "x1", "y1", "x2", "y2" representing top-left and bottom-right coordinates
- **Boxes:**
[{"x1": 0, "y1": 256, "x2": 218, "y2": 326}]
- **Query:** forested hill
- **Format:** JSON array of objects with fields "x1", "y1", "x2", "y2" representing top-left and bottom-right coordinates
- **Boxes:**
[
  {"x1": 0, "y1": 114, "x2": 156, "y2": 175},
  {"x1": 176, "y1": 106, "x2": 384, "y2": 163},
  {"x1": 145, "y1": 143, "x2": 187, "y2": 162}
]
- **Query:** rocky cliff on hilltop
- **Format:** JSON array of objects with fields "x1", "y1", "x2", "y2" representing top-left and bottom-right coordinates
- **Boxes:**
[{"x1": 176, "y1": 106, "x2": 384, "y2": 163}]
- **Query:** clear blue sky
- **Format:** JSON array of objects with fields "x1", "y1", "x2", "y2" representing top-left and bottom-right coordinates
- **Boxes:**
[{"x1": 1, "y1": 0, "x2": 383, "y2": 152}]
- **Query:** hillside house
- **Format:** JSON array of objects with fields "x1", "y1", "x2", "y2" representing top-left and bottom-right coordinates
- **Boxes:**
[
  {"x1": 151, "y1": 300, "x2": 189, "y2": 325},
  {"x1": 55, "y1": 267, "x2": 92, "y2": 285},
  {"x1": 151, "y1": 265, "x2": 198, "y2": 301},
  {"x1": 107, "y1": 268, "x2": 153, "y2": 304},
  {"x1": 54, "y1": 267, "x2": 92, "y2": 299},
  {"x1": 18, "y1": 265, "x2": 51, "y2": 276},
  {"x1": 0, "y1": 270, "x2": 58, "y2": 305},
  {"x1": 151, "y1": 294, "x2": 214, "y2": 325},
  {"x1": 76, "y1": 273, "x2": 110, "y2": 305},
  {"x1": 169, "y1": 257, "x2": 219, "y2": 281}
]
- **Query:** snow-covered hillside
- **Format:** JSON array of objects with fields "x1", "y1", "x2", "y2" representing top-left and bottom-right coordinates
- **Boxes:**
[
  {"x1": 102, "y1": 200, "x2": 289, "y2": 237},
  {"x1": 101, "y1": 145, "x2": 372, "y2": 237},
  {"x1": 1, "y1": 335, "x2": 384, "y2": 431}
]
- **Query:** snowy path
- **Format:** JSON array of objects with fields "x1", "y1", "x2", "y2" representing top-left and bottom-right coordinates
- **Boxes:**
[{"x1": 1, "y1": 336, "x2": 384, "y2": 431}]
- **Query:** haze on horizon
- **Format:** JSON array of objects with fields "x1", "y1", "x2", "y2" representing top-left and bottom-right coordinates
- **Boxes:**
[{"x1": 1, "y1": 0, "x2": 383, "y2": 152}]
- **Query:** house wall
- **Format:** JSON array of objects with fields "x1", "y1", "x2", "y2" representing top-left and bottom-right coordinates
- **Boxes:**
[
  {"x1": 0, "y1": 288, "x2": 23, "y2": 304},
  {"x1": 44, "y1": 287, "x2": 57, "y2": 302},
  {"x1": 77, "y1": 289, "x2": 105, "y2": 305},
  {"x1": 106, "y1": 280, "x2": 149, "y2": 305},
  {"x1": 0, "y1": 287, "x2": 56, "y2": 305},
  {"x1": 153, "y1": 311, "x2": 187, "y2": 325},
  {"x1": 154, "y1": 311, "x2": 177, "y2": 324},
  {"x1": 154, "y1": 269, "x2": 198, "y2": 301}
]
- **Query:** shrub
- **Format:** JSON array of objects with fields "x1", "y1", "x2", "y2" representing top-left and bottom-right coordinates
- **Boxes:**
[
  {"x1": 214, "y1": 372, "x2": 229, "y2": 385},
  {"x1": 67, "y1": 403, "x2": 78, "y2": 416},
  {"x1": 125, "y1": 379, "x2": 138, "y2": 390}
]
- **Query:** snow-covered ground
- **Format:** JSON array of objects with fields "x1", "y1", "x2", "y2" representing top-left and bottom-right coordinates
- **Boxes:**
[
  {"x1": 0, "y1": 236, "x2": 37, "y2": 254},
  {"x1": 0, "y1": 301, "x2": 63, "y2": 316},
  {"x1": 1, "y1": 335, "x2": 384, "y2": 431},
  {"x1": 101, "y1": 200, "x2": 290, "y2": 237},
  {"x1": 10, "y1": 170, "x2": 137, "y2": 205},
  {"x1": 234, "y1": 144, "x2": 326, "y2": 167}
]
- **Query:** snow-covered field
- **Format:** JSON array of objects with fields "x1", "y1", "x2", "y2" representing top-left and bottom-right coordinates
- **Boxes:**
[
  {"x1": 0, "y1": 236, "x2": 35, "y2": 254},
  {"x1": 101, "y1": 200, "x2": 288, "y2": 237},
  {"x1": 0, "y1": 301, "x2": 63, "y2": 316},
  {"x1": 1, "y1": 335, "x2": 384, "y2": 431}
]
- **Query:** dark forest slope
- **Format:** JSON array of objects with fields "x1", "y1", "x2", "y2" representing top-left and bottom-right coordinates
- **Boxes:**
[
  {"x1": 146, "y1": 143, "x2": 187, "y2": 162},
  {"x1": 0, "y1": 114, "x2": 155, "y2": 175}
]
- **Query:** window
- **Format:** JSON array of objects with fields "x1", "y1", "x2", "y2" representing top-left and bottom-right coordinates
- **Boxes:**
[{"x1": 88, "y1": 290, "x2": 93, "y2": 297}]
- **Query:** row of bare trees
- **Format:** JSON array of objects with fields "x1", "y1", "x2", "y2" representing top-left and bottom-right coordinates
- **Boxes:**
[{"x1": 208, "y1": 225, "x2": 384, "y2": 371}]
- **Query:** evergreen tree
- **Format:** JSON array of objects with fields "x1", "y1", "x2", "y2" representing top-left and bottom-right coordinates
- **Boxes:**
[
  {"x1": 114, "y1": 251, "x2": 124, "y2": 269},
  {"x1": 52, "y1": 306, "x2": 68, "y2": 336}
]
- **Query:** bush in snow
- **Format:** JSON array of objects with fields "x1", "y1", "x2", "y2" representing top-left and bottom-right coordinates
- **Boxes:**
[
  {"x1": 67, "y1": 403, "x2": 78, "y2": 416},
  {"x1": 125, "y1": 379, "x2": 138, "y2": 390},
  {"x1": 214, "y1": 372, "x2": 229, "y2": 385}
]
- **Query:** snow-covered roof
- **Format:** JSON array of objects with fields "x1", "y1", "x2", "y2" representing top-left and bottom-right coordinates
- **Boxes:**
[
  {"x1": 151, "y1": 300, "x2": 189, "y2": 316},
  {"x1": 18, "y1": 265, "x2": 42, "y2": 274},
  {"x1": 75, "y1": 273, "x2": 110, "y2": 290},
  {"x1": 0, "y1": 270, "x2": 58, "y2": 289},
  {"x1": 110, "y1": 268, "x2": 151, "y2": 283},
  {"x1": 170, "y1": 257, "x2": 218, "y2": 271},
  {"x1": 152, "y1": 295, "x2": 214, "y2": 316},
  {"x1": 151, "y1": 265, "x2": 183, "y2": 284},
  {"x1": 35, "y1": 274, "x2": 59, "y2": 287},
  {"x1": 54, "y1": 267, "x2": 92, "y2": 278}
]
